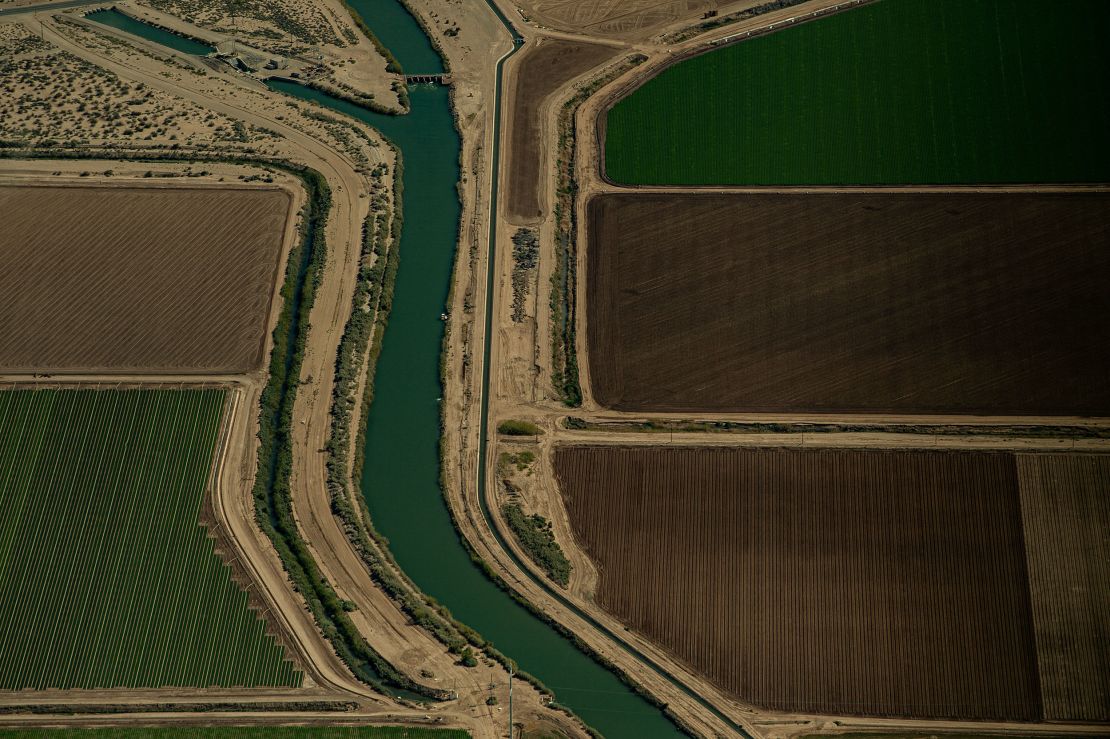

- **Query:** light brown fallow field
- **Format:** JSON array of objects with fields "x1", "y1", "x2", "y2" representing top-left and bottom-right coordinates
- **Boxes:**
[{"x1": 0, "y1": 183, "x2": 292, "y2": 374}]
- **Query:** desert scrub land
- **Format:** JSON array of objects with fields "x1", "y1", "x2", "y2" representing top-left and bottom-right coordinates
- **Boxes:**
[
  {"x1": 0, "y1": 183, "x2": 292, "y2": 374},
  {"x1": 0, "y1": 23, "x2": 274, "y2": 149},
  {"x1": 604, "y1": 0, "x2": 1110, "y2": 184},
  {"x1": 586, "y1": 192, "x2": 1110, "y2": 415},
  {"x1": 0, "y1": 388, "x2": 301, "y2": 689},
  {"x1": 136, "y1": 0, "x2": 349, "y2": 56},
  {"x1": 553, "y1": 445, "x2": 1109, "y2": 721}
]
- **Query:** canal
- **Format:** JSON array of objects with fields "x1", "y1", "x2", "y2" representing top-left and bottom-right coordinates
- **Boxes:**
[
  {"x1": 86, "y1": 9, "x2": 214, "y2": 56},
  {"x1": 84, "y1": 0, "x2": 687, "y2": 732},
  {"x1": 278, "y1": 1, "x2": 684, "y2": 735}
]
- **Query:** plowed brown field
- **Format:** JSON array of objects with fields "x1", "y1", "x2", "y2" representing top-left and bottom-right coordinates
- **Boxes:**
[
  {"x1": 0, "y1": 184, "x2": 291, "y2": 373},
  {"x1": 1016, "y1": 454, "x2": 1110, "y2": 722},
  {"x1": 505, "y1": 38, "x2": 618, "y2": 222},
  {"x1": 586, "y1": 192, "x2": 1110, "y2": 415},
  {"x1": 555, "y1": 445, "x2": 1042, "y2": 720}
]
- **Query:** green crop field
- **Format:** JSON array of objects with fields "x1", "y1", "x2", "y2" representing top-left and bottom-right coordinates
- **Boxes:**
[
  {"x1": 605, "y1": 0, "x2": 1110, "y2": 185},
  {"x1": 0, "y1": 389, "x2": 301, "y2": 689},
  {"x1": 0, "y1": 729, "x2": 467, "y2": 739}
]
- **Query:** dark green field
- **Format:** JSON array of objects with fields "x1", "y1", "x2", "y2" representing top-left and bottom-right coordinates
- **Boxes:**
[
  {"x1": 0, "y1": 389, "x2": 300, "y2": 689},
  {"x1": 605, "y1": 0, "x2": 1110, "y2": 185}
]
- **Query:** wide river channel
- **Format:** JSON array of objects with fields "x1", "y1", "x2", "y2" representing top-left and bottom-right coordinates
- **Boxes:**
[{"x1": 88, "y1": 0, "x2": 685, "y2": 733}]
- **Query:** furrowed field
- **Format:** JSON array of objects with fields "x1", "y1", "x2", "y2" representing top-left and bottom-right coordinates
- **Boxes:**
[
  {"x1": 505, "y1": 38, "x2": 619, "y2": 221},
  {"x1": 0, "y1": 389, "x2": 300, "y2": 689},
  {"x1": 555, "y1": 445, "x2": 1109, "y2": 721},
  {"x1": 604, "y1": 0, "x2": 1110, "y2": 185},
  {"x1": 586, "y1": 192, "x2": 1110, "y2": 415}
]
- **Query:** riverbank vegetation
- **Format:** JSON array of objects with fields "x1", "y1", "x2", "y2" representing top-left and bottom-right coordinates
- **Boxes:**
[
  {"x1": 498, "y1": 419, "x2": 543, "y2": 436},
  {"x1": 248, "y1": 161, "x2": 451, "y2": 701},
  {"x1": 502, "y1": 504, "x2": 572, "y2": 587},
  {"x1": 550, "y1": 55, "x2": 646, "y2": 407},
  {"x1": 0, "y1": 388, "x2": 299, "y2": 689}
]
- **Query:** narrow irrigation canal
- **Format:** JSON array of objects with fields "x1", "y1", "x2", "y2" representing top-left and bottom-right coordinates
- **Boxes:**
[{"x1": 87, "y1": 0, "x2": 684, "y2": 733}]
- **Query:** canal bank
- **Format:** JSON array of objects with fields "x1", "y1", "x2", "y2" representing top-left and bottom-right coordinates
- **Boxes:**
[
  {"x1": 70, "y1": 0, "x2": 698, "y2": 732},
  {"x1": 274, "y1": 1, "x2": 688, "y2": 735}
]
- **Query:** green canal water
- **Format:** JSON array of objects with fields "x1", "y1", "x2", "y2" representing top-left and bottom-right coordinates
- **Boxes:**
[
  {"x1": 86, "y1": 9, "x2": 213, "y2": 56},
  {"x1": 89, "y1": 0, "x2": 686, "y2": 732}
]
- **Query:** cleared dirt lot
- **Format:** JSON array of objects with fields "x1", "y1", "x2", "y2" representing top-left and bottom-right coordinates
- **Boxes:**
[
  {"x1": 1017, "y1": 453, "x2": 1109, "y2": 722},
  {"x1": 586, "y1": 192, "x2": 1110, "y2": 416},
  {"x1": 0, "y1": 183, "x2": 292, "y2": 374},
  {"x1": 554, "y1": 445, "x2": 1041, "y2": 720},
  {"x1": 504, "y1": 38, "x2": 619, "y2": 222}
]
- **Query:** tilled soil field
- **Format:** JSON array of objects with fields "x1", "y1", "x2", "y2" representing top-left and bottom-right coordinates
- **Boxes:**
[
  {"x1": 586, "y1": 192, "x2": 1110, "y2": 415},
  {"x1": 505, "y1": 38, "x2": 618, "y2": 222},
  {"x1": 0, "y1": 183, "x2": 291, "y2": 373},
  {"x1": 554, "y1": 445, "x2": 1042, "y2": 720},
  {"x1": 1016, "y1": 453, "x2": 1109, "y2": 722}
]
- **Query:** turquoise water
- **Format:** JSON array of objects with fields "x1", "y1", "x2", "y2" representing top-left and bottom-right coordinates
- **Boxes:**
[
  {"x1": 86, "y1": 9, "x2": 213, "y2": 56},
  {"x1": 344, "y1": 0, "x2": 443, "y2": 74}
]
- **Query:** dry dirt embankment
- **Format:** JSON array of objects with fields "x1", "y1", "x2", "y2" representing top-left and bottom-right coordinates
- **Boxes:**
[{"x1": 3, "y1": 16, "x2": 509, "y2": 736}]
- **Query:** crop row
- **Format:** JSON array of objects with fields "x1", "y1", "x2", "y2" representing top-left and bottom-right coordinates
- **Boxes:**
[
  {"x1": 0, "y1": 388, "x2": 300, "y2": 689},
  {"x1": 555, "y1": 445, "x2": 1041, "y2": 720}
]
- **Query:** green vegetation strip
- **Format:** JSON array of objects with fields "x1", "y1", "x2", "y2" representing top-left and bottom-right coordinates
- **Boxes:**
[
  {"x1": 502, "y1": 504, "x2": 572, "y2": 587},
  {"x1": 248, "y1": 163, "x2": 440, "y2": 700},
  {"x1": 0, "y1": 388, "x2": 299, "y2": 689},
  {"x1": 551, "y1": 55, "x2": 646, "y2": 407},
  {"x1": 606, "y1": 0, "x2": 1110, "y2": 185},
  {"x1": 0, "y1": 729, "x2": 465, "y2": 739}
]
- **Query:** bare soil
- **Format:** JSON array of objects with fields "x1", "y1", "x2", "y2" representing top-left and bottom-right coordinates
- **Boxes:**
[
  {"x1": 507, "y1": 0, "x2": 761, "y2": 40},
  {"x1": 0, "y1": 182, "x2": 291, "y2": 374},
  {"x1": 586, "y1": 191, "x2": 1110, "y2": 416},
  {"x1": 504, "y1": 37, "x2": 619, "y2": 222},
  {"x1": 554, "y1": 444, "x2": 1042, "y2": 721},
  {"x1": 1016, "y1": 453, "x2": 1110, "y2": 722}
]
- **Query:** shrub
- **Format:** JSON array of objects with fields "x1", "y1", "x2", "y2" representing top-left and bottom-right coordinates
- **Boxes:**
[{"x1": 497, "y1": 420, "x2": 542, "y2": 436}]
